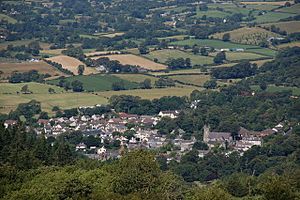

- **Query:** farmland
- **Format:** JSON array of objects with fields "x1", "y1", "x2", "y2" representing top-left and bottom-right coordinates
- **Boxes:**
[
  {"x1": 211, "y1": 27, "x2": 279, "y2": 45},
  {"x1": 251, "y1": 85, "x2": 300, "y2": 96},
  {"x1": 47, "y1": 74, "x2": 139, "y2": 91},
  {"x1": 252, "y1": 11, "x2": 296, "y2": 23},
  {"x1": 261, "y1": 21, "x2": 300, "y2": 34},
  {"x1": 275, "y1": 3, "x2": 300, "y2": 14},
  {"x1": 167, "y1": 74, "x2": 211, "y2": 86},
  {"x1": 90, "y1": 54, "x2": 167, "y2": 71},
  {"x1": 171, "y1": 39, "x2": 259, "y2": 49},
  {"x1": 240, "y1": 1, "x2": 294, "y2": 6},
  {"x1": 209, "y1": 51, "x2": 268, "y2": 62},
  {"x1": 0, "y1": 61, "x2": 64, "y2": 79},
  {"x1": 45, "y1": 55, "x2": 97, "y2": 75},
  {"x1": 112, "y1": 74, "x2": 159, "y2": 86},
  {"x1": 0, "y1": 40, "x2": 51, "y2": 50},
  {"x1": 144, "y1": 49, "x2": 214, "y2": 66},
  {"x1": 96, "y1": 86, "x2": 199, "y2": 100},
  {"x1": 277, "y1": 41, "x2": 300, "y2": 48}
]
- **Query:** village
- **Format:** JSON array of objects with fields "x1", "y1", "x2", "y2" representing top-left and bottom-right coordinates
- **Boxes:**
[{"x1": 4, "y1": 105, "x2": 288, "y2": 162}]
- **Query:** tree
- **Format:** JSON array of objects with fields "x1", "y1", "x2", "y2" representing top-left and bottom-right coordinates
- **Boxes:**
[
  {"x1": 71, "y1": 80, "x2": 83, "y2": 92},
  {"x1": 21, "y1": 84, "x2": 30, "y2": 94},
  {"x1": 140, "y1": 78, "x2": 152, "y2": 89},
  {"x1": 138, "y1": 45, "x2": 149, "y2": 54},
  {"x1": 203, "y1": 80, "x2": 217, "y2": 89},
  {"x1": 48, "y1": 88, "x2": 55, "y2": 94},
  {"x1": 222, "y1": 33, "x2": 230, "y2": 42},
  {"x1": 260, "y1": 82, "x2": 267, "y2": 91},
  {"x1": 77, "y1": 65, "x2": 85, "y2": 75},
  {"x1": 200, "y1": 47, "x2": 208, "y2": 56},
  {"x1": 214, "y1": 51, "x2": 226, "y2": 64}
]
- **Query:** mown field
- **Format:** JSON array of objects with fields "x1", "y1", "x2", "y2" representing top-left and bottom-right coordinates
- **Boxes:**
[
  {"x1": 45, "y1": 55, "x2": 97, "y2": 75},
  {"x1": 90, "y1": 54, "x2": 167, "y2": 70},
  {"x1": 112, "y1": 74, "x2": 159, "y2": 86},
  {"x1": 0, "y1": 61, "x2": 64, "y2": 79},
  {"x1": 168, "y1": 74, "x2": 211, "y2": 86},
  {"x1": 261, "y1": 21, "x2": 300, "y2": 34},
  {"x1": 171, "y1": 39, "x2": 259, "y2": 49},
  {"x1": 0, "y1": 82, "x2": 108, "y2": 113},
  {"x1": 96, "y1": 86, "x2": 199, "y2": 100},
  {"x1": 210, "y1": 51, "x2": 268, "y2": 61},
  {"x1": 144, "y1": 49, "x2": 214, "y2": 66},
  {"x1": 211, "y1": 27, "x2": 279, "y2": 45},
  {"x1": 47, "y1": 74, "x2": 139, "y2": 91}
]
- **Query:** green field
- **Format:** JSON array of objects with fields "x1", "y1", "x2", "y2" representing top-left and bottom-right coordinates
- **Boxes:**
[
  {"x1": 210, "y1": 51, "x2": 267, "y2": 61},
  {"x1": 47, "y1": 74, "x2": 139, "y2": 92},
  {"x1": 246, "y1": 48, "x2": 277, "y2": 57},
  {"x1": 168, "y1": 74, "x2": 211, "y2": 86},
  {"x1": 0, "y1": 14, "x2": 17, "y2": 24},
  {"x1": 171, "y1": 39, "x2": 259, "y2": 49},
  {"x1": 245, "y1": 4, "x2": 279, "y2": 11},
  {"x1": 196, "y1": 10, "x2": 229, "y2": 18},
  {"x1": 253, "y1": 11, "x2": 296, "y2": 23},
  {"x1": 275, "y1": 4, "x2": 300, "y2": 14},
  {"x1": 0, "y1": 82, "x2": 108, "y2": 113},
  {"x1": 145, "y1": 49, "x2": 214, "y2": 66},
  {"x1": 112, "y1": 74, "x2": 159, "y2": 86},
  {"x1": 251, "y1": 85, "x2": 300, "y2": 95}
]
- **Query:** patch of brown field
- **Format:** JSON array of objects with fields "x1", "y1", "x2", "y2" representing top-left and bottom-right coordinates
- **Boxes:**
[
  {"x1": 240, "y1": 1, "x2": 293, "y2": 5},
  {"x1": 40, "y1": 48, "x2": 66, "y2": 56},
  {"x1": 261, "y1": 21, "x2": 300, "y2": 34},
  {"x1": 251, "y1": 59, "x2": 273, "y2": 67},
  {"x1": 46, "y1": 55, "x2": 97, "y2": 75},
  {"x1": 91, "y1": 54, "x2": 167, "y2": 71},
  {"x1": 0, "y1": 61, "x2": 64, "y2": 79}
]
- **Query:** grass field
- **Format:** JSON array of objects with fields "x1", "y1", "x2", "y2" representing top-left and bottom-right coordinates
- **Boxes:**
[
  {"x1": 0, "y1": 14, "x2": 17, "y2": 24},
  {"x1": 171, "y1": 39, "x2": 259, "y2": 49},
  {"x1": 40, "y1": 49, "x2": 66, "y2": 56},
  {"x1": 91, "y1": 54, "x2": 167, "y2": 71},
  {"x1": 277, "y1": 41, "x2": 300, "y2": 48},
  {"x1": 112, "y1": 74, "x2": 159, "y2": 86},
  {"x1": 211, "y1": 27, "x2": 279, "y2": 45},
  {"x1": 210, "y1": 51, "x2": 267, "y2": 61},
  {"x1": 96, "y1": 86, "x2": 199, "y2": 100},
  {"x1": 261, "y1": 21, "x2": 300, "y2": 34},
  {"x1": 253, "y1": 11, "x2": 296, "y2": 23},
  {"x1": 0, "y1": 61, "x2": 64, "y2": 79},
  {"x1": 196, "y1": 10, "x2": 229, "y2": 18},
  {"x1": 240, "y1": 1, "x2": 294, "y2": 6},
  {"x1": 144, "y1": 49, "x2": 214, "y2": 66},
  {"x1": 251, "y1": 85, "x2": 300, "y2": 95},
  {"x1": 244, "y1": 4, "x2": 280, "y2": 10},
  {"x1": 150, "y1": 68, "x2": 206, "y2": 76},
  {"x1": 275, "y1": 3, "x2": 300, "y2": 14},
  {"x1": 168, "y1": 74, "x2": 211, "y2": 86},
  {"x1": 45, "y1": 55, "x2": 97, "y2": 75},
  {"x1": 246, "y1": 48, "x2": 277, "y2": 57},
  {"x1": 47, "y1": 74, "x2": 139, "y2": 92},
  {"x1": 0, "y1": 82, "x2": 64, "y2": 94}
]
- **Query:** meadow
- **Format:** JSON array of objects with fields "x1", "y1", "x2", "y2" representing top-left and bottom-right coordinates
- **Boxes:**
[
  {"x1": 251, "y1": 85, "x2": 300, "y2": 95},
  {"x1": 252, "y1": 11, "x2": 296, "y2": 23},
  {"x1": 144, "y1": 49, "x2": 214, "y2": 66},
  {"x1": 112, "y1": 74, "x2": 159, "y2": 86},
  {"x1": 275, "y1": 3, "x2": 300, "y2": 14},
  {"x1": 167, "y1": 74, "x2": 211, "y2": 86},
  {"x1": 0, "y1": 61, "x2": 64, "y2": 79},
  {"x1": 277, "y1": 41, "x2": 300, "y2": 48},
  {"x1": 47, "y1": 74, "x2": 139, "y2": 91},
  {"x1": 171, "y1": 39, "x2": 259, "y2": 49},
  {"x1": 90, "y1": 54, "x2": 167, "y2": 70},
  {"x1": 210, "y1": 51, "x2": 268, "y2": 61}
]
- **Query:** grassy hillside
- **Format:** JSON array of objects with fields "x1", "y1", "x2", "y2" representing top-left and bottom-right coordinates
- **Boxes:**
[{"x1": 47, "y1": 74, "x2": 140, "y2": 91}]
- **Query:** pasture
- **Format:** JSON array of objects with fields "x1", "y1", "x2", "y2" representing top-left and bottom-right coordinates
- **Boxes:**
[
  {"x1": 211, "y1": 27, "x2": 279, "y2": 45},
  {"x1": 211, "y1": 52, "x2": 267, "y2": 61},
  {"x1": 196, "y1": 10, "x2": 229, "y2": 18},
  {"x1": 91, "y1": 54, "x2": 167, "y2": 71},
  {"x1": 252, "y1": 11, "x2": 296, "y2": 23},
  {"x1": 0, "y1": 40, "x2": 51, "y2": 50},
  {"x1": 0, "y1": 82, "x2": 64, "y2": 94},
  {"x1": 240, "y1": 1, "x2": 294, "y2": 6},
  {"x1": 168, "y1": 74, "x2": 211, "y2": 86},
  {"x1": 275, "y1": 3, "x2": 300, "y2": 14},
  {"x1": 96, "y1": 86, "x2": 199, "y2": 100},
  {"x1": 40, "y1": 49, "x2": 66, "y2": 56},
  {"x1": 45, "y1": 55, "x2": 97, "y2": 75},
  {"x1": 47, "y1": 74, "x2": 139, "y2": 91},
  {"x1": 112, "y1": 74, "x2": 159, "y2": 86},
  {"x1": 261, "y1": 21, "x2": 300, "y2": 34},
  {"x1": 171, "y1": 39, "x2": 259, "y2": 49},
  {"x1": 0, "y1": 61, "x2": 64, "y2": 79},
  {"x1": 145, "y1": 49, "x2": 214, "y2": 66},
  {"x1": 246, "y1": 48, "x2": 277, "y2": 57},
  {"x1": 251, "y1": 85, "x2": 300, "y2": 95},
  {"x1": 277, "y1": 41, "x2": 300, "y2": 48}
]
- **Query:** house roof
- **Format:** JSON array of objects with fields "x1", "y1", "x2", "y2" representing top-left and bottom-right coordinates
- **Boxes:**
[{"x1": 208, "y1": 132, "x2": 231, "y2": 140}]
